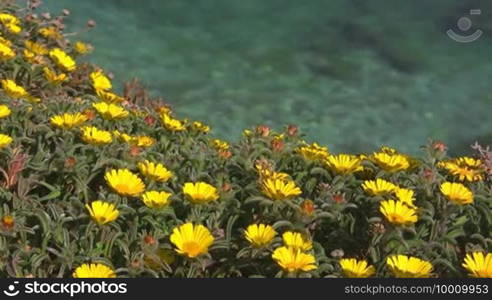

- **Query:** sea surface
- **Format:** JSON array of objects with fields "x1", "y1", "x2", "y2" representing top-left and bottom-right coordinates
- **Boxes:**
[{"x1": 41, "y1": 0, "x2": 492, "y2": 155}]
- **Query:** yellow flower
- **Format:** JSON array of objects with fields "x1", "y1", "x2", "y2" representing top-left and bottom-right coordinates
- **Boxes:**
[
  {"x1": 244, "y1": 224, "x2": 277, "y2": 247},
  {"x1": 0, "y1": 13, "x2": 21, "y2": 34},
  {"x1": 0, "y1": 134, "x2": 13, "y2": 148},
  {"x1": 440, "y1": 182, "x2": 473, "y2": 205},
  {"x1": 133, "y1": 136, "x2": 155, "y2": 147},
  {"x1": 362, "y1": 178, "x2": 397, "y2": 196},
  {"x1": 138, "y1": 160, "x2": 173, "y2": 182},
  {"x1": 272, "y1": 246, "x2": 317, "y2": 273},
  {"x1": 90, "y1": 70, "x2": 112, "y2": 91},
  {"x1": 170, "y1": 222, "x2": 214, "y2": 258},
  {"x1": 212, "y1": 139, "x2": 229, "y2": 152},
  {"x1": 105, "y1": 169, "x2": 145, "y2": 197},
  {"x1": 183, "y1": 182, "x2": 219, "y2": 204},
  {"x1": 25, "y1": 40, "x2": 48, "y2": 55},
  {"x1": 325, "y1": 154, "x2": 363, "y2": 174},
  {"x1": 462, "y1": 252, "x2": 492, "y2": 278},
  {"x1": 74, "y1": 41, "x2": 91, "y2": 54},
  {"x1": 49, "y1": 48, "x2": 76, "y2": 72},
  {"x1": 282, "y1": 231, "x2": 312, "y2": 251},
  {"x1": 50, "y1": 113, "x2": 88, "y2": 129},
  {"x1": 85, "y1": 200, "x2": 119, "y2": 225},
  {"x1": 0, "y1": 42, "x2": 15, "y2": 60},
  {"x1": 339, "y1": 258, "x2": 376, "y2": 278},
  {"x1": 298, "y1": 143, "x2": 330, "y2": 162},
  {"x1": 261, "y1": 178, "x2": 302, "y2": 200},
  {"x1": 92, "y1": 102, "x2": 129, "y2": 120},
  {"x1": 161, "y1": 113, "x2": 186, "y2": 131},
  {"x1": 0, "y1": 105, "x2": 11, "y2": 118},
  {"x1": 394, "y1": 188, "x2": 416, "y2": 208},
  {"x1": 243, "y1": 129, "x2": 253, "y2": 137},
  {"x1": 1, "y1": 79, "x2": 28, "y2": 99},
  {"x1": 43, "y1": 67, "x2": 68, "y2": 85},
  {"x1": 39, "y1": 26, "x2": 63, "y2": 40},
  {"x1": 386, "y1": 255, "x2": 433, "y2": 278},
  {"x1": 0, "y1": 36, "x2": 11, "y2": 46},
  {"x1": 438, "y1": 157, "x2": 484, "y2": 182},
  {"x1": 380, "y1": 200, "x2": 418, "y2": 226},
  {"x1": 192, "y1": 121, "x2": 210, "y2": 133},
  {"x1": 255, "y1": 163, "x2": 290, "y2": 181},
  {"x1": 81, "y1": 126, "x2": 112, "y2": 146},
  {"x1": 141, "y1": 191, "x2": 172, "y2": 209},
  {"x1": 96, "y1": 89, "x2": 124, "y2": 103},
  {"x1": 73, "y1": 263, "x2": 116, "y2": 278},
  {"x1": 371, "y1": 148, "x2": 410, "y2": 172},
  {"x1": 23, "y1": 49, "x2": 37, "y2": 64}
]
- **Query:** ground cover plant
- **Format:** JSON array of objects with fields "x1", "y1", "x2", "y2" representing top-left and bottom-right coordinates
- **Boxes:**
[{"x1": 0, "y1": 1, "x2": 491, "y2": 278}]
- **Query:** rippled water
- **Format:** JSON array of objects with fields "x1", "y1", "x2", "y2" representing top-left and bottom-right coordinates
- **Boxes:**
[{"x1": 42, "y1": 0, "x2": 492, "y2": 155}]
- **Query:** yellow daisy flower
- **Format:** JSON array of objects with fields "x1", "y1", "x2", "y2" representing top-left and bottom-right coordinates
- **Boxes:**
[
  {"x1": 438, "y1": 157, "x2": 484, "y2": 182},
  {"x1": 138, "y1": 160, "x2": 173, "y2": 182},
  {"x1": 380, "y1": 200, "x2": 418, "y2": 226},
  {"x1": 272, "y1": 246, "x2": 317, "y2": 273},
  {"x1": 96, "y1": 89, "x2": 124, "y2": 103},
  {"x1": 141, "y1": 191, "x2": 172, "y2": 209},
  {"x1": 0, "y1": 42, "x2": 15, "y2": 60},
  {"x1": 50, "y1": 113, "x2": 88, "y2": 130},
  {"x1": 85, "y1": 200, "x2": 119, "y2": 225},
  {"x1": 170, "y1": 222, "x2": 214, "y2": 258},
  {"x1": 261, "y1": 178, "x2": 302, "y2": 201},
  {"x1": 339, "y1": 258, "x2": 376, "y2": 278},
  {"x1": 74, "y1": 41, "x2": 91, "y2": 54},
  {"x1": 49, "y1": 48, "x2": 76, "y2": 72},
  {"x1": 182, "y1": 182, "x2": 219, "y2": 204},
  {"x1": 325, "y1": 154, "x2": 363, "y2": 174},
  {"x1": 92, "y1": 102, "x2": 129, "y2": 120},
  {"x1": 90, "y1": 70, "x2": 112, "y2": 91},
  {"x1": 298, "y1": 143, "x2": 330, "y2": 162},
  {"x1": 105, "y1": 169, "x2": 145, "y2": 197},
  {"x1": 244, "y1": 224, "x2": 277, "y2": 247},
  {"x1": 25, "y1": 40, "x2": 48, "y2": 55},
  {"x1": 362, "y1": 178, "x2": 397, "y2": 196},
  {"x1": 394, "y1": 187, "x2": 416, "y2": 208},
  {"x1": 0, "y1": 105, "x2": 11, "y2": 119},
  {"x1": 133, "y1": 135, "x2": 155, "y2": 147},
  {"x1": 39, "y1": 26, "x2": 63, "y2": 40},
  {"x1": 282, "y1": 231, "x2": 312, "y2": 251},
  {"x1": 371, "y1": 147, "x2": 410, "y2": 172},
  {"x1": 462, "y1": 252, "x2": 492, "y2": 278},
  {"x1": 0, "y1": 13, "x2": 21, "y2": 34},
  {"x1": 192, "y1": 121, "x2": 210, "y2": 133},
  {"x1": 386, "y1": 255, "x2": 433, "y2": 278},
  {"x1": 43, "y1": 67, "x2": 68, "y2": 85},
  {"x1": 1, "y1": 79, "x2": 28, "y2": 99},
  {"x1": 81, "y1": 126, "x2": 112, "y2": 146},
  {"x1": 212, "y1": 139, "x2": 229, "y2": 152},
  {"x1": 0, "y1": 134, "x2": 13, "y2": 148},
  {"x1": 161, "y1": 113, "x2": 186, "y2": 131},
  {"x1": 440, "y1": 182, "x2": 473, "y2": 205},
  {"x1": 73, "y1": 263, "x2": 116, "y2": 278}
]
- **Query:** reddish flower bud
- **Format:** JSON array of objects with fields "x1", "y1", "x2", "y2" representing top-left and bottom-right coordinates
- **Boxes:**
[
  {"x1": 144, "y1": 115, "x2": 156, "y2": 126},
  {"x1": 65, "y1": 156, "x2": 76, "y2": 168},
  {"x1": 300, "y1": 199, "x2": 315, "y2": 216},
  {"x1": 129, "y1": 146, "x2": 141, "y2": 157},
  {"x1": 332, "y1": 194, "x2": 345, "y2": 204},
  {"x1": 1, "y1": 215, "x2": 14, "y2": 229},
  {"x1": 271, "y1": 138, "x2": 284, "y2": 152},
  {"x1": 256, "y1": 125, "x2": 270, "y2": 137},
  {"x1": 287, "y1": 124, "x2": 298, "y2": 136},
  {"x1": 432, "y1": 141, "x2": 447, "y2": 152},
  {"x1": 144, "y1": 235, "x2": 156, "y2": 245}
]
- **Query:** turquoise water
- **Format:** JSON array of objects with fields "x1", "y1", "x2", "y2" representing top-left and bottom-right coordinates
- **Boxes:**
[{"x1": 42, "y1": 0, "x2": 492, "y2": 155}]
